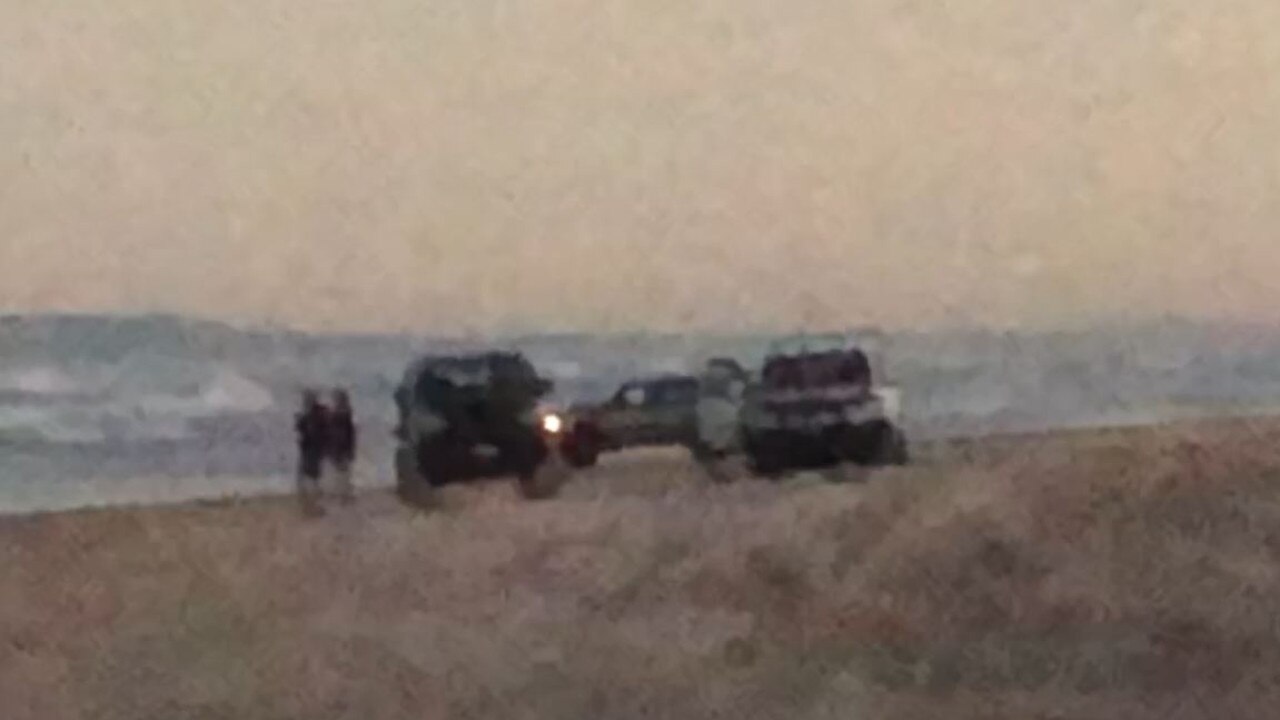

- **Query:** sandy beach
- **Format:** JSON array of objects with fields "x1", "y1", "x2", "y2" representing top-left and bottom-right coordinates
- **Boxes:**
[{"x1": 5, "y1": 419, "x2": 1280, "y2": 719}]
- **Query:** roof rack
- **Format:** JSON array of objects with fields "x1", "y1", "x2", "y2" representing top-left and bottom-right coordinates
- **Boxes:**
[{"x1": 767, "y1": 331, "x2": 879, "y2": 356}]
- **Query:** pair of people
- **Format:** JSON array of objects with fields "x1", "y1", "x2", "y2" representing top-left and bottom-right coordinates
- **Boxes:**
[{"x1": 295, "y1": 388, "x2": 356, "y2": 516}]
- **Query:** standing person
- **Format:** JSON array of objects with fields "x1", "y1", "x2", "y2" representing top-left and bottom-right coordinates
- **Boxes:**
[
  {"x1": 328, "y1": 388, "x2": 357, "y2": 504},
  {"x1": 295, "y1": 388, "x2": 330, "y2": 517}
]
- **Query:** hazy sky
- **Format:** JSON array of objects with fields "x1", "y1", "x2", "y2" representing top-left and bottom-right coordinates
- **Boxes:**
[{"x1": 3, "y1": 1, "x2": 1279, "y2": 333}]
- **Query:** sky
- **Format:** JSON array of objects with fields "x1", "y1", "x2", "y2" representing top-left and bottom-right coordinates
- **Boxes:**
[{"x1": 2, "y1": 0, "x2": 1279, "y2": 334}]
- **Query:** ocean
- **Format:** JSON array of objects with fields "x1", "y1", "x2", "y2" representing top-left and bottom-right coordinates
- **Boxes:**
[{"x1": 4, "y1": 314, "x2": 1280, "y2": 513}]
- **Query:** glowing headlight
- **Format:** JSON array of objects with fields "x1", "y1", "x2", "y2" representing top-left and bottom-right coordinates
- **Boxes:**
[{"x1": 541, "y1": 413, "x2": 563, "y2": 434}]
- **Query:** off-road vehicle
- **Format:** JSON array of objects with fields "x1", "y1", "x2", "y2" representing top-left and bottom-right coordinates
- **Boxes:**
[
  {"x1": 393, "y1": 351, "x2": 568, "y2": 504},
  {"x1": 557, "y1": 374, "x2": 701, "y2": 468},
  {"x1": 738, "y1": 334, "x2": 908, "y2": 476}
]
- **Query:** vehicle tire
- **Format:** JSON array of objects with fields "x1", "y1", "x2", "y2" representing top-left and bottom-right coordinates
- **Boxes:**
[
  {"x1": 834, "y1": 420, "x2": 906, "y2": 468},
  {"x1": 506, "y1": 432, "x2": 565, "y2": 500},
  {"x1": 395, "y1": 444, "x2": 436, "y2": 509},
  {"x1": 563, "y1": 426, "x2": 600, "y2": 468},
  {"x1": 417, "y1": 433, "x2": 462, "y2": 488},
  {"x1": 831, "y1": 423, "x2": 873, "y2": 466},
  {"x1": 686, "y1": 437, "x2": 712, "y2": 462},
  {"x1": 861, "y1": 420, "x2": 908, "y2": 466},
  {"x1": 745, "y1": 432, "x2": 787, "y2": 478},
  {"x1": 882, "y1": 426, "x2": 909, "y2": 466}
]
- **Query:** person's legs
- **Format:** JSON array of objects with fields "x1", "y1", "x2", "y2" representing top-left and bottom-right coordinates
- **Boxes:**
[
  {"x1": 297, "y1": 455, "x2": 325, "y2": 516},
  {"x1": 333, "y1": 456, "x2": 356, "y2": 503}
]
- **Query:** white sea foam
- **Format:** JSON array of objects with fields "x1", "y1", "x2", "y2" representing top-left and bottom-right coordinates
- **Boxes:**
[
  {"x1": 136, "y1": 367, "x2": 276, "y2": 419},
  {"x1": 0, "y1": 366, "x2": 82, "y2": 396},
  {"x1": 197, "y1": 367, "x2": 276, "y2": 413},
  {"x1": 0, "y1": 406, "x2": 107, "y2": 444}
]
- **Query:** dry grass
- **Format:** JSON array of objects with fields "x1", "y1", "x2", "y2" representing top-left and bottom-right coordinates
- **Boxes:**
[{"x1": 4, "y1": 421, "x2": 1280, "y2": 719}]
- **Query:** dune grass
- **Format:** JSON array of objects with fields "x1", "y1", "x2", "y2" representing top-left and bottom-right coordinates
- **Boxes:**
[{"x1": 4, "y1": 420, "x2": 1280, "y2": 719}]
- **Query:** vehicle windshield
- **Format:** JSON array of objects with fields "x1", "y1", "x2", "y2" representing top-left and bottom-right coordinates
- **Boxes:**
[
  {"x1": 409, "y1": 353, "x2": 549, "y2": 408},
  {"x1": 654, "y1": 378, "x2": 699, "y2": 405},
  {"x1": 761, "y1": 350, "x2": 870, "y2": 390}
]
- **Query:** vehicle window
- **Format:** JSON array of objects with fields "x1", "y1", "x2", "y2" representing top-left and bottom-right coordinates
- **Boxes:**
[
  {"x1": 414, "y1": 372, "x2": 453, "y2": 406},
  {"x1": 763, "y1": 357, "x2": 803, "y2": 389},
  {"x1": 656, "y1": 381, "x2": 699, "y2": 405},
  {"x1": 762, "y1": 350, "x2": 869, "y2": 389},
  {"x1": 621, "y1": 385, "x2": 647, "y2": 406},
  {"x1": 800, "y1": 352, "x2": 841, "y2": 386},
  {"x1": 837, "y1": 350, "x2": 871, "y2": 384}
]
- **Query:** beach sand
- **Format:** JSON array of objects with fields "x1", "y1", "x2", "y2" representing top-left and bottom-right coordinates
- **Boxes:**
[{"x1": 5, "y1": 420, "x2": 1280, "y2": 719}]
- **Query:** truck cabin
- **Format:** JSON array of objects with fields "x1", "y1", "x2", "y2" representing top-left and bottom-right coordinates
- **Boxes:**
[
  {"x1": 397, "y1": 352, "x2": 551, "y2": 427},
  {"x1": 761, "y1": 348, "x2": 872, "y2": 391},
  {"x1": 611, "y1": 375, "x2": 700, "y2": 408}
]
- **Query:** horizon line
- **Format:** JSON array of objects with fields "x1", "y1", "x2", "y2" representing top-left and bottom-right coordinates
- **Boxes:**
[{"x1": 2, "y1": 308, "x2": 1275, "y2": 341}]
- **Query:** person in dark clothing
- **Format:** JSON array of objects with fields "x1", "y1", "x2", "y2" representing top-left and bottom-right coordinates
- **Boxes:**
[
  {"x1": 295, "y1": 389, "x2": 330, "y2": 516},
  {"x1": 327, "y1": 388, "x2": 357, "y2": 504}
]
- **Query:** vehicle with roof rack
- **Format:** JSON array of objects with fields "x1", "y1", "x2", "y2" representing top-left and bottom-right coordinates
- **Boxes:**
[
  {"x1": 392, "y1": 350, "x2": 568, "y2": 503},
  {"x1": 736, "y1": 331, "x2": 908, "y2": 476}
]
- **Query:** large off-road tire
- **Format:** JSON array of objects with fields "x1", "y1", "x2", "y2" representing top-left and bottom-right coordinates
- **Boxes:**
[
  {"x1": 833, "y1": 420, "x2": 908, "y2": 468},
  {"x1": 562, "y1": 425, "x2": 600, "y2": 468},
  {"x1": 395, "y1": 444, "x2": 436, "y2": 509},
  {"x1": 505, "y1": 432, "x2": 567, "y2": 500},
  {"x1": 862, "y1": 421, "x2": 908, "y2": 466},
  {"x1": 882, "y1": 426, "x2": 909, "y2": 466},
  {"x1": 745, "y1": 432, "x2": 788, "y2": 478},
  {"x1": 416, "y1": 432, "x2": 469, "y2": 487}
]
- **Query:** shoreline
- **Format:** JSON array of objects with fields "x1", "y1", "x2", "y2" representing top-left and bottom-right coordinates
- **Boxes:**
[{"x1": 4, "y1": 408, "x2": 1279, "y2": 519}]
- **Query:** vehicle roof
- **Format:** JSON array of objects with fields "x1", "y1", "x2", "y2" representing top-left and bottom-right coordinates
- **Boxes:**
[
  {"x1": 401, "y1": 350, "x2": 538, "y2": 386},
  {"x1": 767, "y1": 334, "x2": 873, "y2": 354},
  {"x1": 621, "y1": 372, "x2": 699, "y2": 386},
  {"x1": 409, "y1": 349, "x2": 527, "y2": 364}
]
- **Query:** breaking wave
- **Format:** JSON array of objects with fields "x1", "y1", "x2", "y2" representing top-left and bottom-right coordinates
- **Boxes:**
[
  {"x1": 0, "y1": 366, "x2": 83, "y2": 397},
  {"x1": 0, "y1": 402, "x2": 204, "y2": 445},
  {"x1": 197, "y1": 368, "x2": 276, "y2": 413},
  {"x1": 0, "y1": 406, "x2": 107, "y2": 444},
  {"x1": 0, "y1": 367, "x2": 276, "y2": 445},
  {"x1": 136, "y1": 368, "x2": 276, "y2": 419}
]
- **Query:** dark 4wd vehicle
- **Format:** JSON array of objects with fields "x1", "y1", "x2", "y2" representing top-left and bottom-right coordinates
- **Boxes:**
[
  {"x1": 739, "y1": 335, "x2": 909, "y2": 477},
  {"x1": 558, "y1": 374, "x2": 701, "y2": 467},
  {"x1": 393, "y1": 351, "x2": 568, "y2": 504}
]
